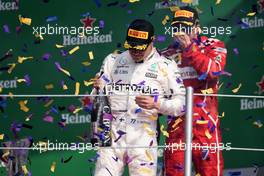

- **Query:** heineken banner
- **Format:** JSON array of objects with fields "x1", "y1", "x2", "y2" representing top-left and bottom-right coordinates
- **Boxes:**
[{"x1": 0, "y1": 0, "x2": 264, "y2": 175}]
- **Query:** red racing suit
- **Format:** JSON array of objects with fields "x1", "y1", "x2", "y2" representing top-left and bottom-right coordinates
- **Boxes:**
[{"x1": 161, "y1": 36, "x2": 227, "y2": 176}]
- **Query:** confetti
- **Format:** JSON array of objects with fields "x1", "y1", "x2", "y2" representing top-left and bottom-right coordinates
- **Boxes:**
[
  {"x1": 88, "y1": 51, "x2": 94, "y2": 60},
  {"x1": 7, "y1": 63, "x2": 16, "y2": 74},
  {"x1": 3, "y1": 24, "x2": 10, "y2": 33},
  {"x1": 0, "y1": 134, "x2": 4, "y2": 140},
  {"x1": 157, "y1": 35, "x2": 166, "y2": 42},
  {"x1": 62, "y1": 156, "x2": 73, "y2": 163},
  {"x1": 145, "y1": 150, "x2": 153, "y2": 161},
  {"x1": 25, "y1": 114, "x2": 33, "y2": 121},
  {"x1": 172, "y1": 118, "x2": 183, "y2": 128},
  {"x1": 18, "y1": 56, "x2": 33, "y2": 64},
  {"x1": 19, "y1": 100, "x2": 29, "y2": 112},
  {"x1": 233, "y1": 48, "x2": 239, "y2": 55},
  {"x1": 148, "y1": 116, "x2": 158, "y2": 121},
  {"x1": 69, "y1": 46, "x2": 80, "y2": 55},
  {"x1": 215, "y1": 0, "x2": 221, "y2": 5},
  {"x1": 247, "y1": 12, "x2": 256, "y2": 16},
  {"x1": 99, "y1": 20, "x2": 104, "y2": 28},
  {"x1": 143, "y1": 123, "x2": 155, "y2": 136},
  {"x1": 129, "y1": 0, "x2": 140, "y2": 3},
  {"x1": 160, "y1": 125, "x2": 169, "y2": 137},
  {"x1": 135, "y1": 107, "x2": 142, "y2": 113},
  {"x1": 0, "y1": 49, "x2": 12, "y2": 62},
  {"x1": 50, "y1": 162, "x2": 56, "y2": 172},
  {"x1": 73, "y1": 107, "x2": 82, "y2": 114},
  {"x1": 21, "y1": 165, "x2": 29, "y2": 174},
  {"x1": 46, "y1": 16, "x2": 58, "y2": 22},
  {"x1": 19, "y1": 15, "x2": 32, "y2": 25},
  {"x1": 84, "y1": 80, "x2": 94, "y2": 87},
  {"x1": 198, "y1": 73, "x2": 208, "y2": 80},
  {"x1": 162, "y1": 15, "x2": 170, "y2": 25},
  {"x1": 55, "y1": 62, "x2": 71, "y2": 77},
  {"x1": 196, "y1": 120, "x2": 208, "y2": 125},
  {"x1": 75, "y1": 82, "x2": 80, "y2": 95},
  {"x1": 44, "y1": 99, "x2": 54, "y2": 107},
  {"x1": 114, "y1": 130, "x2": 126, "y2": 142},
  {"x1": 93, "y1": 0, "x2": 102, "y2": 7},
  {"x1": 218, "y1": 112, "x2": 225, "y2": 118},
  {"x1": 253, "y1": 120, "x2": 263, "y2": 128},
  {"x1": 56, "y1": 44, "x2": 64, "y2": 48},
  {"x1": 42, "y1": 53, "x2": 51, "y2": 61},
  {"x1": 202, "y1": 149, "x2": 209, "y2": 160},
  {"x1": 232, "y1": 83, "x2": 242, "y2": 93},
  {"x1": 201, "y1": 88, "x2": 214, "y2": 94},
  {"x1": 107, "y1": 1, "x2": 119, "y2": 7},
  {"x1": 82, "y1": 62, "x2": 91, "y2": 66},
  {"x1": 45, "y1": 84, "x2": 54, "y2": 90},
  {"x1": 205, "y1": 129, "x2": 212, "y2": 139},
  {"x1": 196, "y1": 102, "x2": 206, "y2": 108}
]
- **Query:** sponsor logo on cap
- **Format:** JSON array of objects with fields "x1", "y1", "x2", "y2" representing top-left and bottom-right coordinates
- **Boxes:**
[
  {"x1": 175, "y1": 10, "x2": 194, "y2": 18},
  {"x1": 128, "y1": 29, "x2": 149, "y2": 40}
]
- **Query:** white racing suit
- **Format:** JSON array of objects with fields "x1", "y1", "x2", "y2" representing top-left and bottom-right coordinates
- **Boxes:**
[{"x1": 94, "y1": 48, "x2": 185, "y2": 176}]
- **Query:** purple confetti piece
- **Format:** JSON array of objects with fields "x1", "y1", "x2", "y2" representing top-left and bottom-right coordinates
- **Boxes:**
[
  {"x1": 138, "y1": 80, "x2": 145, "y2": 85},
  {"x1": 51, "y1": 106, "x2": 58, "y2": 114},
  {"x1": 55, "y1": 62, "x2": 62, "y2": 70},
  {"x1": 3, "y1": 25, "x2": 10, "y2": 33},
  {"x1": 127, "y1": 10, "x2": 132, "y2": 14},
  {"x1": 103, "y1": 113, "x2": 113, "y2": 120},
  {"x1": 99, "y1": 20, "x2": 104, "y2": 28},
  {"x1": 43, "y1": 116, "x2": 53, "y2": 123},
  {"x1": 225, "y1": 82, "x2": 232, "y2": 88},
  {"x1": 114, "y1": 130, "x2": 126, "y2": 143},
  {"x1": 157, "y1": 35, "x2": 166, "y2": 42},
  {"x1": 24, "y1": 74, "x2": 31, "y2": 86},
  {"x1": 67, "y1": 105, "x2": 76, "y2": 113},
  {"x1": 196, "y1": 102, "x2": 206, "y2": 108},
  {"x1": 176, "y1": 78, "x2": 183, "y2": 83},
  {"x1": 93, "y1": 0, "x2": 102, "y2": 7},
  {"x1": 101, "y1": 75, "x2": 110, "y2": 83},
  {"x1": 233, "y1": 48, "x2": 239, "y2": 55},
  {"x1": 212, "y1": 71, "x2": 222, "y2": 76},
  {"x1": 42, "y1": 53, "x2": 51, "y2": 61},
  {"x1": 202, "y1": 149, "x2": 209, "y2": 160},
  {"x1": 60, "y1": 49, "x2": 68, "y2": 57},
  {"x1": 198, "y1": 73, "x2": 208, "y2": 80},
  {"x1": 221, "y1": 71, "x2": 232, "y2": 77},
  {"x1": 46, "y1": 16, "x2": 58, "y2": 22}
]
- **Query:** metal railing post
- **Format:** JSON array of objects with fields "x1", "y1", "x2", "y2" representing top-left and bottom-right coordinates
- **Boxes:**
[{"x1": 184, "y1": 87, "x2": 193, "y2": 176}]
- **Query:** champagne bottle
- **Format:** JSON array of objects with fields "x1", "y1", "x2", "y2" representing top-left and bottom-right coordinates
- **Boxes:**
[{"x1": 91, "y1": 87, "x2": 112, "y2": 147}]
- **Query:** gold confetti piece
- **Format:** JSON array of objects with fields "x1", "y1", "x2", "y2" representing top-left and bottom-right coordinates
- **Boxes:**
[
  {"x1": 7, "y1": 63, "x2": 16, "y2": 74},
  {"x1": 205, "y1": 129, "x2": 212, "y2": 139},
  {"x1": 160, "y1": 125, "x2": 169, "y2": 137},
  {"x1": 50, "y1": 162, "x2": 56, "y2": 172},
  {"x1": 148, "y1": 116, "x2": 158, "y2": 121},
  {"x1": 22, "y1": 165, "x2": 28, "y2": 174},
  {"x1": 69, "y1": 46, "x2": 80, "y2": 55},
  {"x1": 162, "y1": 15, "x2": 170, "y2": 25},
  {"x1": 8, "y1": 92, "x2": 14, "y2": 99},
  {"x1": 73, "y1": 107, "x2": 82, "y2": 114},
  {"x1": 82, "y1": 61, "x2": 91, "y2": 66},
  {"x1": 45, "y1": 84, "x2": 54, "y2": 90},
  {"x1": 143, "y1": 123, "x2": 155, "y2": 136},
  {"x1": 75, "y1": 82, "x2": 80, "y2": 95},
  {"x1": 19, "y1": 15, "x2": 32, "y2": 25},
  {"x1": 60, "y1": 67, "x2": 71, "y2": 77},
  {"x1": 182, "y1": 0, "x2": 193, "y2": 3},
  {"x1": 145, "y1": 150, "x2": 153, "y2": 161},
  {"x1": 19, "y1": 100, "x2": 29, "y2": 112},
  {"x1": 247, "y1": 12, "x2": 256, "y2": 16},
  {"x1": 44, "y1": 99, "x2": 54, "y2": 107},
  {"x1": 18, "y1": 56, "x2": 33, "y2": 64},
  {"x1": 232, "y1": 83, "x2": 242, "y2": 93},
  {"x1": 84, "y1": 80, "x2": 94, "y2": 87},
  {"x1": 215, "y1": 0, "x2": 221, "y2": 4},
  {"x1": 0, "y1": 87, "x2": 2, "y2": 93},
  {"x1": 76, "y1": 136, "x2": 85, "y2": 142},
  {"x1": 88, "y1": 51, "x2": 94, "y2": 60},
  {"x1": 172, "y1": 118, "x2": 183, "y2": 128},
  {"x1": 17, "y1": 79, "x2": 26, "y2": 83},
  {"x1": 129, "y1": 0, "x2": 140, "y2": 3},
  {"x1": 63, "y1": 84, "x2": 68, "y2": 90},
  {"x1": 218, "y1": 112, "x2": 225, "y2": 118},
  {"x1": 201, "y1": 88, "x2": 214, "y2": 94},
  {"x1": 196, "y1": 120, "x2": 209, "y2": 125},
  {"x1": 0, "y1": 134, "x2": 4, "y2": 140},
  {"x1": 55, "y1": 44, "x2": 64, "y2": 48},
  {"x1": 218, "y1": 82, "x2": 224, "y2": 90},
  {"x1": 170, "y1": 6, "x2": 180, "y2": 12},
  {"x1": 2, "y1": 151, "x2": 10, "y2": 158}
]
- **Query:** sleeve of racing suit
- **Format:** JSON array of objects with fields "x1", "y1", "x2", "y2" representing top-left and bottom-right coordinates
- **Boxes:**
[
  {"x1": 158, "y1": 60, "x2": 186, "y2": 117},
  {"x1": 181, "y1": 39, "x2": 227, "y2": 80}
]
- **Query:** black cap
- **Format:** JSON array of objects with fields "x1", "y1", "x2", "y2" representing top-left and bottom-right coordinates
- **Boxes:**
[
  {"x1": 124, "y1": 19, "x2": 154, "y2": 50},
  {"x1": 171, "y1": 6, "x2": 199, "y2": 35}
]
